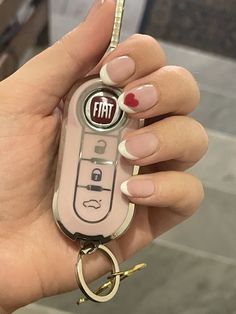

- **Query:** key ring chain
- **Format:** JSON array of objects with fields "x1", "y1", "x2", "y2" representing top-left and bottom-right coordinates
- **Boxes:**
[
  {"x1": 76, "y1": 242, "x2": 147, "y2": 305},
  {"x1": 76, "y1": 243, "x2": 121, "y2": 303}
]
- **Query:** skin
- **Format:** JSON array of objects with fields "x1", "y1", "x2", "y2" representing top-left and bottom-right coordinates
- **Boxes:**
[{"x1": 0, "y1": 1, "x2": 208, "y2": 313}]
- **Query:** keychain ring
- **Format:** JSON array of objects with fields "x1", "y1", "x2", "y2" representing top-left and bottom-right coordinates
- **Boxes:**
[{"x1": 76, "y1": 244, "x2": 121, "y2": 303}]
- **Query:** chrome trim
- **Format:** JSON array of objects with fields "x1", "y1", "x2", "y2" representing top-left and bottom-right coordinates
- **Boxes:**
[
  {"x1": 82, "y1": 158, "x2": 114, "y2": 165},
  {"x1": 110, "y1": 203, "x2": 135, "y2": 240}
]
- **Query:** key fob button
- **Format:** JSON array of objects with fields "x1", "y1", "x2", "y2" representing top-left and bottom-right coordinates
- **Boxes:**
[
  {"x1": 77, "y1": 160, "x2": 114, "y2": 192},
  {"x1": 74, "y1": 188, "x2": 112, "y2": 223},
  {"x1": 82, "y1": 133, "x2": 118, "y2": 161}
]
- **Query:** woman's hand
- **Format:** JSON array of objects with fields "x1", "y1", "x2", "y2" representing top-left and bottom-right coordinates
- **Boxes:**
[{"x1": 0, "y1": 0, "x2": 208, "y2": 312}]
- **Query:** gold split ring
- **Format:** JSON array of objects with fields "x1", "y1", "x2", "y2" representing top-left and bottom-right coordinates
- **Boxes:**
[{"x1": 76, "y1": 244, "x2": 121, "y2": 303}]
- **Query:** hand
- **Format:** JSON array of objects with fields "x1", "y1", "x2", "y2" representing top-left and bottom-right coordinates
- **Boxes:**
[{"x1": 0, "y1": 0, "x2": 208, "y2": 312}]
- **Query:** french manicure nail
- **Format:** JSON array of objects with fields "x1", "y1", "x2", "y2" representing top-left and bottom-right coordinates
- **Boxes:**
[
  {"x1": 118, "y1": 133, "x2": 159, "y2": 160},
  {"x1": 118, "y1": 85, "x2": 158, "y2": 113},
  {"x1": 121, "y1": 179, "x2": 155, "y2": 198},
  {"x1": 100, "y1": 56, "x2": 136, "y2": 86}
]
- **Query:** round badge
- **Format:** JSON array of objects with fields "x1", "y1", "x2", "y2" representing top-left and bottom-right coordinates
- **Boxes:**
[{"x1": 84, "y1": 90, "x2": 123, "y2": 130}]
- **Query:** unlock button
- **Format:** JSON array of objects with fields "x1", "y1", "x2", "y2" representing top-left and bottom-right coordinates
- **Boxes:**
[
  {"x1": 82, "y1": 133, "x2": 118, "y2": 161},
  {"x1": 95, "y1": 140, "x2": 107, "y2": 155}
]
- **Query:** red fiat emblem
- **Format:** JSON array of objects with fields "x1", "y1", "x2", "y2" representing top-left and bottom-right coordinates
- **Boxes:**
[{"x1": 90, "y1": 96, "x2": 117, "y2": 125}]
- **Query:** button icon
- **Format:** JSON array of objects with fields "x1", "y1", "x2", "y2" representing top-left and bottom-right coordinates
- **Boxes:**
[
  {"x1": 83, "y1": 199, "x2": 102, "y2": 210},
  {"x1": 91, "y1": 168, "x2": 103, "y2": 181},
  {"x1": 74, "y1": 187, "x2": 111, "y2": 222},
  {"x1": 94, "y1": 140, "x2": 107, "y2": 155},
  {"x1": 82, "y1": 134, "x2": 118, "y2": 161}
]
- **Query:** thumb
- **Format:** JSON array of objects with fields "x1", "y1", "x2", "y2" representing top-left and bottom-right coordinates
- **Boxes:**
[{"x1": 1, "y1": 0, "x2": 115, "y2": 115}]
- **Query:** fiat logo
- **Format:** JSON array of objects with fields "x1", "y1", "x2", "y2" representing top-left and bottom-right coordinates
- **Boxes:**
[
  {"x1": 90, "y1": 96, "x2": 116, "y2": 124},
  {"x1": 85, "y1": 91, "x2": 123, "y2": 129}
]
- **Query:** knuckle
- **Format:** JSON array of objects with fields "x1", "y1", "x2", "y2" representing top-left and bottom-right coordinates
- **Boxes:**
[
  {"x1": 151, "y1": 172, "x2": 204, "y2": 218},
  {"x1": 168, "y1": 65, "x2": 189, "y2": 75},
  {"x1": 57, "y1": 38, "x2": 74, "y2": 62},
  {"x1": 131, "y1": 34, "x2": 156, "y2": 46},
  {"x1": 192, "y1": 120, "x2": 209, "y2": 154},
  {"x1": 177, "y1": 174, "x2": 205, "y2": 218},
  {"x1": 163, "y1": 65, "x2": 200, "y2": 108},
  {"x1": 164, "y1": 65, "x2": 194, "y2": 80},
  {"x1": 164, "y1": 115, "x2": 188, "y2": 136},
  {"x1": 130, "y1": 33, "x2": 143, "y2": 40},
  {"x1": 56, "y1": 37, "x2": 83, "y2": 71},
  {"x1": 169, "y1": 116, "x2": 209, "y2": 160},
  {"x1": 130, "y1": 34, "x2": 166, "y2": 65},
  {"x1": 139, "y1": 34, "x2": 158, "y2": 46},
  {"x1": 186, "y1": 117, "x2": 209, "y2": 156},
  {"x1": 190, "y1": 176, "x2": 205, "y2": 213}
]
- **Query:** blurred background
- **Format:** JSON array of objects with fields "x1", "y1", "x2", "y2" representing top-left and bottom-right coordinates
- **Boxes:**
[{"x1": 1, "y1": 0, "x2": 236, "y2": 313}]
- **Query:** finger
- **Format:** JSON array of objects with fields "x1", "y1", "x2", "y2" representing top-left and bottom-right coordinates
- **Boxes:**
[
  {"x1": 117, "y1": 65, "x2": 200, "y2": 118},
  {"x1": 99, "y1": 34, "x2": 166, "y2": 87},
  {"x1": 118, "y1": 115, "x2": 208, "y2": 167},
  {"x1": 112, "y1": 171, "x2": 204, "y2": 261},
  {"x1": 0, "y1": 0, "x2": 115, "y2": 115},
  {"x1": 121, "y1": 171, "x2": 204, "y2": 217}
]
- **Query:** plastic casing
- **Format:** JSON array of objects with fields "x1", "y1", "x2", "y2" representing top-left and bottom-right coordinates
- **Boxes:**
[{"x1": 53, "y1": 77, "x2": 140, "y2": 244}]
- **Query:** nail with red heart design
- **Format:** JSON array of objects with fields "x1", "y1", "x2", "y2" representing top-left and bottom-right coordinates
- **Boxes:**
[{"x1": 118, "y1": 85, "x2": 158, "y2": 113}]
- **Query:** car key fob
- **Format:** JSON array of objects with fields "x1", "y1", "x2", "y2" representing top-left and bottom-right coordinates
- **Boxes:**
[
  {"x1": 53, "y1": 77, "x2": 141, "y2": 243},
  {"x1": 52, "y1": 1, "x2": 147, "y2": 305}
]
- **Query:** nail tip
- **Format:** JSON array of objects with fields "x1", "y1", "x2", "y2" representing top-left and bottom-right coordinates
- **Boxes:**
[
  {"x1": 100, "y1": 65, "x2": 116, "y2": 86},
  {"x1": 118, "y1": 141, "x2": 138, "y2": 160},
  {"x1": 120, "y1": 181, "x2": 132, "y2": 197}
]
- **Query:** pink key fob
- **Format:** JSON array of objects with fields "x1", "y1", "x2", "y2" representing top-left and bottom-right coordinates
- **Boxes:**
[{"x1": 53, "y1": 77, "x2": 141, "y2": 243}]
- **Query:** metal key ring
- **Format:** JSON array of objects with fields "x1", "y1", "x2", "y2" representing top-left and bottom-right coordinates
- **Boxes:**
[{"x1": 76, "y1": 244, "x2": 121, "y2": 303}]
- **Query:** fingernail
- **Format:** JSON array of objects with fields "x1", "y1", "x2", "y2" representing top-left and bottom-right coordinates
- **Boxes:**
[
  {"x1": 118, "y1": 133, "x2": 159, "y2": 160},
  {"x1": 121, "y1": 179, "x2": 155, "y2": 198},
  {"x1": 118, "y1": 85, "x2": 158, "y2": 113},
  {"x1": 100, "y1": 56, "x2": 136, "y2": 86}
]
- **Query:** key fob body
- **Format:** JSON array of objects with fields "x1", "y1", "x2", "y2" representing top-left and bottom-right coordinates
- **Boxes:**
[{"x1": 53, "y1": 77, "x2": 140, "y2": 244}]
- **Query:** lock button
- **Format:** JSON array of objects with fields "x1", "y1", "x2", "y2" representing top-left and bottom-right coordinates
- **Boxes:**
[
  {"x1": 91, "y1": 168, "x2": 103, "y2": 182},
  {"x1": 82, "y1": 133, "x2": 118, "y2": 161},
  {"x1": 77, "y1": 160, "x2": 114, "y2": 193}
]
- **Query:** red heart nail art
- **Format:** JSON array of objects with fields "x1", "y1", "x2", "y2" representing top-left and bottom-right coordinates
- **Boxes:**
[{"x1": 124, "y1": 93, "x2": 139, "y2": 108}]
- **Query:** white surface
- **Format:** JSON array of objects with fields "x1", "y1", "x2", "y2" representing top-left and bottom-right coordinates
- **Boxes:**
[{"x1": 49, "y1": 0, "x2": 146, "y2": 43}]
